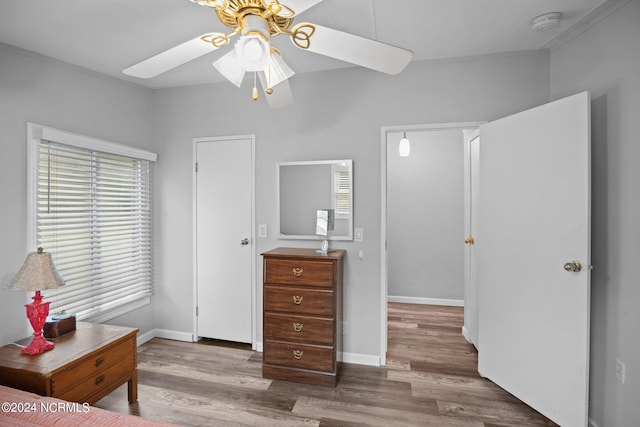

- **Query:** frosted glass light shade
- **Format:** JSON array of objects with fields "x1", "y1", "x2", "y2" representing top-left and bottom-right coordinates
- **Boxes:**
[
  {"x1": 235, "y1": 35, "x2": 270, "y2": 72},
  {"x1": 213, "y1": 49, "x2": 245, "y2": 87},
  {"x1": 399, "y1": 133, "x2": 411, "y2": 157},
  {"x1": 258, "y1": 51, "x2": 295, "y2": 90}
]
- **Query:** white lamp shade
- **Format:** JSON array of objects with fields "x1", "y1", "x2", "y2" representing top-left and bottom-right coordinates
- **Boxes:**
[
  {"x1": 399, "y1": 135, "x2": 411, "y2": 156},
  {"x1": 9, "y1": 248, "x2": 65, "y2": 291},
  {"x1": 235, "y1": 35, "x2": 270, "y2": 72},
  {"x1": 213, "y1": 49, "x2": 246, "y2": 87},
  {"x1": 258, "y1": 53, "x2": 295, "y2": 89}
]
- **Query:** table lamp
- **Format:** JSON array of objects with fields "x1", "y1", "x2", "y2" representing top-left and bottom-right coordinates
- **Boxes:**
[{"x1": 9, "y1": 247, "x2": 65, "y2": 355}]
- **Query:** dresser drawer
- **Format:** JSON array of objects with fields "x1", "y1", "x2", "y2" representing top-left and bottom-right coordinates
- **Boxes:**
[
  {"x1": 265, "y1": 259, "x2": 335, "y2": 287},
  {"x1": 265, "y1": 285, "x2": 334, "y2": 316},
  {"x1": 264, "y1": 312, "x2": 334, "y2": 345},
  {"x1": 50, "y1": 337, "x2": 135, "y2": 396},
  {"x1": 55, "y1": 356, "x2": 134, "y2": 402},
  {"x1": 264, "y1": 340, "x2": 334, "y2": 372}
]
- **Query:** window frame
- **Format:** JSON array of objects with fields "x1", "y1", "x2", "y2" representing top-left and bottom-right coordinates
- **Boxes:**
[{"x1": 26, "y1": 123, "x2": 157, "y2": 323}]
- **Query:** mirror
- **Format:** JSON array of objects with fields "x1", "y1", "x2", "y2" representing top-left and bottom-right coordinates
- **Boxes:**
[{"x1": 277, "y1": 160, "x2": 353, "y2": 240}]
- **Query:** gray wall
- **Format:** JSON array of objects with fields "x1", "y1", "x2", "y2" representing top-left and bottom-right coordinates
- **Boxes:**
[
  {"x1": 152, "y1": 51, "x2": 550, "y2": 357},
  {"x1": 549, "y1": 1, "x2": 640, "y2": 425},
  {"x1": 387, "y1": 129, "x2": 465, "y2": 300},
  {"x1": 0, "y1": 44, "x2": 156, "y2": 345}
]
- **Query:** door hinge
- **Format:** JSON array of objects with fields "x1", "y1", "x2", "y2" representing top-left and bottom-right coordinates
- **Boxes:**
[
  {"x1": 195, "y1": 306, "x2": 199, "y2": 316},
  {"x1": 195, "y1": 162, "x2": 199, "y2": 173}
]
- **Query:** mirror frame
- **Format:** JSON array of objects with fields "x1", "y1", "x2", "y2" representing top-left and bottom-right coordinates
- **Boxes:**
[{"x1": 276, "y1": 159, "x2": 353, "y2": 241}]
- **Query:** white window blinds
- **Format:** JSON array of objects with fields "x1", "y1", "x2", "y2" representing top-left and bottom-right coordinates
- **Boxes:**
[
  {"x1": 34, "y1": 138, "x2": 153, "y2": 321},
  {"x1": 332, "y1": 164, "x2": 352, "y2": 219}
]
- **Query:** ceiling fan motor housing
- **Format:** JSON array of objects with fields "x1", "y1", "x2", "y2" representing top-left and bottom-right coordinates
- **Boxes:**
[{"x1": 216, "y1": 0, "x2": 294, "y2": 36}]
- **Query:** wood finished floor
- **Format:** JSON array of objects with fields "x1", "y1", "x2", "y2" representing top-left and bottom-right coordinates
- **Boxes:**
[{"x1": 95, "y1": 303, "x2": 557, "y2": 426}]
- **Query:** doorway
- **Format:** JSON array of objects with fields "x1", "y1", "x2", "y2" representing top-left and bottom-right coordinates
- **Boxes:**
[
  {"x1": 193, "y1": 135, "x2": 256, "y2": 346},
  {"x1": 380, "y1": 122, "x2": 482, "y2": 365}
]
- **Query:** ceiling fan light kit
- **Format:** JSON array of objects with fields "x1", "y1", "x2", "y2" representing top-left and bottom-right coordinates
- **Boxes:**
[
  {"x1": 236, "y1": 35, "x2": 270, "y2": 70},
  {"x1": 213, "y1": 49, "x2": 245, "y2": 86},
  {"x1": 124, "y1": 0, "x2": 413, "y2": 107}
]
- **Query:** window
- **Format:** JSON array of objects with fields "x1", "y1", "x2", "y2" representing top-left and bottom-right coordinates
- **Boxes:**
[
  {"x1": 27, "y1": 124, "x2": 157, "y2": 322},
  {"x1": 332, "y1": 163, "x2": 351, "y2": 220}
]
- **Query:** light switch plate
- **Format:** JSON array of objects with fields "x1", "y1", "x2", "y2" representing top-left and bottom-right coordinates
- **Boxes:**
[
  {"x1": 354, "y1": 228, "x2": 364, "y2": 242},
  {"x1": 258, "y1": 224, "x2": 268, "y2": 238}
]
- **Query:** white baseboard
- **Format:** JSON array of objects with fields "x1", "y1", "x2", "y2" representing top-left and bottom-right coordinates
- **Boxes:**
[
  {"x1": 461, "y1": 325, "x2": 470, "y2": 342},
  {"x1": 387, "y1": 295, "x2": 464, "y2": 307},
  {"x1": 256, "y1": 341, "x2": 263, "y2": 353},
  {"x1": 137, "y1": 328, "x2": 193, "y2": 346},
  {"x1": 136, "y1": 329, "x2": 156, "y2": 346},
  {"x1": 339, "y1": 352, "x2": 381, "y2": 367},
  {"x1": 155, "y1": 328, "x2": 194, "y2": 342}
]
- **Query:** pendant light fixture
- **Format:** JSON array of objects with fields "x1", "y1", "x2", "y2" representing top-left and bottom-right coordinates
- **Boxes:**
[{"x1": 399, "y1": 132, "x2": 410, "y2": 157}]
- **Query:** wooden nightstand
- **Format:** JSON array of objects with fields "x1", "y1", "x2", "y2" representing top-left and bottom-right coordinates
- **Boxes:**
[{"x1": 0, "y1": 322, "x2": 138, "y2": 405}]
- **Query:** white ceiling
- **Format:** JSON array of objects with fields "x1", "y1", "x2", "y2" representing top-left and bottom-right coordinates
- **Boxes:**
[{"x1": 0, "y1": 0, "x2": 611, "y2": 89}]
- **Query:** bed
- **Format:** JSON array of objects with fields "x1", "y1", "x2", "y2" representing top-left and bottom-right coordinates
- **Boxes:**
[{"x1": 0, "y1": 385, "x2": 175, "y2": 426}]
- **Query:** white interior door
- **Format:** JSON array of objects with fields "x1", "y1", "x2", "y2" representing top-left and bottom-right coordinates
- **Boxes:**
[
  {"x1": 463, "y1": 129, "x2": 480, "y2": 349},
  {"x1": 196, "y1": 137, "x2": 253, "y2": 343},
  {"x1": 477, "y1": 92, "x2": 591, "y2": 427}
]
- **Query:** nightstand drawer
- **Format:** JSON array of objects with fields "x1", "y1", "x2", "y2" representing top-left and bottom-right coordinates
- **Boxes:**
[
  {"x1": 264, "y1": 340, "x2": 334, "y2": 372},
  {"x1": 264, "y1": 285, "x2": 334, "y2": 316},
  {"x1": 264, "y1": 312, "x2": 334, "y2": 345},
  {"x1": 55, "y1": 356, "x2": 134, "y2": 402},
  {"x1": 265, "y1": 259, "x2": 334, "y2": 287},
  {"x1": 51, "y1": 337, "x2": 135, "y2": 396}
]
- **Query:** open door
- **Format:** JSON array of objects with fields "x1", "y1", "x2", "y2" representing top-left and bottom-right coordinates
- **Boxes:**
[
  {"x1": 477, "y1": 92, "x2": 591, "y2": 427},
  {"x1": 463, "y1": 129, "x2": 480, "y2": 349}
]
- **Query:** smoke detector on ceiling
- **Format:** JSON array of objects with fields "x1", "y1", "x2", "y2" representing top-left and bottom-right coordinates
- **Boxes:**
[{"x1": 532, "y1": 12, "x2": 562, "y2": 31}]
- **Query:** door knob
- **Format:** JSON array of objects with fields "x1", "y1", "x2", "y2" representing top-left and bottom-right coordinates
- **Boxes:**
[
  {"x1": 563, "y1": 261, "x2": 582, "y2": 272},
  {"x1": 464, "y1": 236, "x2": 475, "y2": 245},
  {"x1": 240, "y1": 238, "x2": 249, "y2": 246}
]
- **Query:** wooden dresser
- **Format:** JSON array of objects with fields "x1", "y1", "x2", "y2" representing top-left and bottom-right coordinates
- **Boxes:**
[
  {"x1": 0, "y1": 322, "x2": 138, "y2": 404},
  {"x1": 262, "y1": 247, "x2": 346, "y2": 387}
]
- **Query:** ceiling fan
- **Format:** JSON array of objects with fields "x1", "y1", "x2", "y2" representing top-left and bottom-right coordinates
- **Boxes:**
[{"x1": 123, "y1": 0, "x2": 413, "y2": 108}]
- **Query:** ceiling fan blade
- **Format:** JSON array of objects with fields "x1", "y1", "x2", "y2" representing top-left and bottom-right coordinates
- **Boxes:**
[
  {"x1": 293, "y1": 24, "x2": 413, "y2": 75},
  {"x1": 123, "y1": 34, "x2": 220, "y2": 78},
  {"x1": 259, "y1": 77, "x2": 294, "y2": 109}
]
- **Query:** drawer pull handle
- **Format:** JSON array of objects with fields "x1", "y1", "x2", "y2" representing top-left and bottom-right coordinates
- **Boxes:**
[
  {"x1": 95, "y1": 375, "x2": 105, "y2": 386},
  {"x1": 292, "y1": 322, "x2": 304, "y2": 332},
  {"x1": 95, "y1": 357, "x2": 105, "y2": 367},
  {"x1": 292, "y1": 295, "x2": 303, "y2": 305},
  {"x1": 293, "y1": 350, "x2": 304, "y2": 360},
  {"x1": 292, "y1": 267, "x2": 303, "y2": 277}
]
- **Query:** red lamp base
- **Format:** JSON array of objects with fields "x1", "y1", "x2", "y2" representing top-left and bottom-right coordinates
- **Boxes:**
[
  {"x1": 21, "y1": 334, "x2": 55, "y2": 355},
  {"x1": 22, "y1": 291, "x2": 54, "y2": 356}
]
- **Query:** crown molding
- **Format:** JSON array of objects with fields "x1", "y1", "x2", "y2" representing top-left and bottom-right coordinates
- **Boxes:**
[{"x1": 543, "y1": 0, "x2": 632, "y2": 51}]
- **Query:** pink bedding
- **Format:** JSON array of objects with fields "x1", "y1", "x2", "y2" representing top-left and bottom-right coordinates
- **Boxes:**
[{"x1": 0, "y1": 385, "x2": 175, "y2": 426}]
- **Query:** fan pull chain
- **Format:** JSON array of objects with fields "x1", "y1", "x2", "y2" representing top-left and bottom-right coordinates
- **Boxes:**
[
  {"x1": 266, "y1": 63, "x2": 273, "y2": 95},
  {"x1": 252, "y1": 72, "x2": 258, "y2": 101}
]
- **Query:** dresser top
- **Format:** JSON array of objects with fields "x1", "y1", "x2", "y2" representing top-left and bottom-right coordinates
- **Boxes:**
[
  {"x1": 262, "y1": 247, "x2": 346, "y2": 260},
  {"x1": 0, "y1": 322, "x2": 137, "y2": 375}
]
